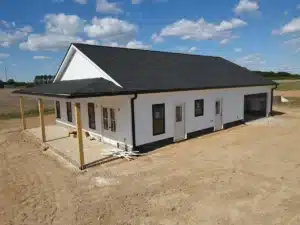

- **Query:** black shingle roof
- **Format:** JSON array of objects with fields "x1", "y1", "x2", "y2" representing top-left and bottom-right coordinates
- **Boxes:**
[
  {"x1": 14, "y1": 78, "x2": 124, "y2": 98},
  {"x1": 14, "y1": 43, "x2": 275, "y2": 98}
]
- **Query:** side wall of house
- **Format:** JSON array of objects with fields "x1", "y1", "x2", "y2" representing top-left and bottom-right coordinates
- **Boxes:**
[
  {"x1": 54, "y1": 95, "x2": 133, "y2": 149},
  {"x1": 134, "y1": 86, "x2": 273, "y2": 147}
]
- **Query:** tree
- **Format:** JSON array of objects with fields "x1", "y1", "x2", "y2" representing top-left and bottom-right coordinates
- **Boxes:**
[
  {"x1": 7, "y1": 79, "x2": 15, "y2": 85},
  {"x1": 0, "y1": 79, "x2": 4, "y2": 88}
]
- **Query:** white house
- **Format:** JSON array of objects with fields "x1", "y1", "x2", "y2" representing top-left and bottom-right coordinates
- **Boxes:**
[{"x1": 15, "y1": 43, "x2": 277, "y2": 153}]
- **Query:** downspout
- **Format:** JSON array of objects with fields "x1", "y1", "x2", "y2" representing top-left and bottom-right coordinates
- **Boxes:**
[
  {"x1": 130, "y1": 93, "x2": 138, "y2": 150},
  {"x1": 270, "y1": 83, "x2": 278, "y2": 116}
]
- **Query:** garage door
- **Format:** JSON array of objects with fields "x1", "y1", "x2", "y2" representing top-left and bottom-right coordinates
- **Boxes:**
[{"x1": 244, "y1": 93, "x2": 267, "y2": 120}]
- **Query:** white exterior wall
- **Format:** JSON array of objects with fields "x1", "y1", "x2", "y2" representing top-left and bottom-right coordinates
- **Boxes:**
[
  {"x1": 55, "y1": 95, "x2": 133, "y2": 149},
  {"x1": 134, "y1": 86, "x2": 273, "y2": 146},
  {"x1": 60, "y1": 50, "x2": 119, "y2": 85}
]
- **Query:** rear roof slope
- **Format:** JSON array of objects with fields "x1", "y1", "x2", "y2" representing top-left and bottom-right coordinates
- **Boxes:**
[{"x1": 74, "y1": 43, "x2": 275, "y2": 91}]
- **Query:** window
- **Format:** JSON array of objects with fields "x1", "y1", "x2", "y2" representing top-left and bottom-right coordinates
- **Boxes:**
[
  {"x1": 102, "y1": 107, "x2": 108, "y2": 130},
  {"x1": 195, "y1": 99, "x2": 204, "y2": 117},
  {"x1": 66, "y1": 102, "x2": 72, "y2": 122},
  {"x1": 215, "y1": 101, "x2": 220, "y2": 115},
  {"x1": 56, "y1": 101, "x2": 61, "y2": 119},
  {"x1": 152, "y1": 104, "x2": 165, "y2": 135},
  {"x1": 88, "y1": 103, "x2": 96, "y2": 130},
  {"x1": 176, "y1": 106, "x2": 182, "y2": 122},
  {"x1": 110, "y1": 108, "x2": 116, "y2": 132}
]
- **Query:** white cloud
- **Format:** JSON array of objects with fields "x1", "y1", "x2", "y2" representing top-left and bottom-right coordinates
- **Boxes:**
[
  {"x1": 12, "y1": 63, "x2": 17, "y2": 66},
  {"x1": 44, "y1": 14, "x2": 85, "y2": 36},
  {"x1": 0, "y1": 53, "x2": 10, "y2": 58},
  {"x1": 33, "y1": 56, "x2": 52, "y2": 60},
  {"x1": 234, "y1": 48, "x2": 242, "y2": 52},
  {"x1": 154, "y1": 18, "x2": 246, "y2": 43},
  {"x1": 1, "y1": 20, "x2": 16, "y2": 28},
  {"x1": 132, "y1": 0, "x2": 143, "y2": 4},
  {"x1": 188, "y1": 46, "x2": 197, "y2": 53},
  {"x1": 0, "y1": 24, "x2": 33, "y2": 47},
  {"x1": 220, "y1": 35, "x2": 239, "y2": 45},
  {"x1": 96, "y1": 0, "x2": 122, "y2": 14},
  {"x1": 74, "y1": 0, "x2": 87, "y2": 4},
  {"x1": 235, "y1": 53, "x2": 265, "y2": 67},
  {"x1": 273, "y1": 17, "x2": 300, "y2": 35},
  {"x1": 84, "y1": 17, "x2": 137, "y2": 42},
  {"x1": 151, "y1": 33, "x2": 164, "y2": 43},
  {"x1": 234, "y1": 0, "x2": 259, "y2": 14},
  {"x1": 297, "y1": 4, "x2": 300, "y2": 10},
  {"x1": 284, "y1": 10, "x2": 289, "y2": 16},
  {"x1": 83, "y1": 39, "x2": 99, "y2": 45},
  {"x1": 52, "y1": 0, "x2": 64, "y2": 3},
  {"x1": 20, "y1": 34, "x2": 82, "y2": 51},
  {"x1": 126, "y1": 40, "x2": 151, "y2": 49}
]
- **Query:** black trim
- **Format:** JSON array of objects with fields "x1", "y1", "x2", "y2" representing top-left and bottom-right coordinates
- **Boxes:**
[
  {"x1": 13, "y1": 84, "x2": 276, "y2": 99},
  {"x1": 270, "y1": 83, "x2": 278, "y2": 116},
  {"x1": 187, "y1": 127, "x2": 214, "y2": 139},
  {"x1": 130, "y1": 93, "x2": 138, "y2": 149},
  {"x1": 152, "y1": 103, "x2": 165, "y2": 136},
  {"x1": 136, "y1": 137, "x2": 173, "y2": 153},
  {"x1": 223, "y1": 120, "x2": 244, "y2": 129}
]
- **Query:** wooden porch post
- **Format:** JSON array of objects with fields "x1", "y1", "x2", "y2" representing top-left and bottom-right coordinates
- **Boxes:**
[
  {"x1": 75, "y1": 103, "x2": 85, "y2": 169},
  {"x1": 19, "y1": 96, "x2": 26, "y2": 130},
  {"x1": 38, "y1": 98, "x2": 46, "y2": 143}
]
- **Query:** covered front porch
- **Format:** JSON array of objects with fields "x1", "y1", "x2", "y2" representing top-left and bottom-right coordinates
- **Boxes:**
[
  {"x1": 27, "y1": 124, "x2": 118, "y2": 168},
  {"x1": 16, "y1": 95, "x2": 127, "y2": 170}
]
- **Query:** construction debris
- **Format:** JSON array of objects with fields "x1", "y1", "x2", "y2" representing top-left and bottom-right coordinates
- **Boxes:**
[{"x1": 101, "y1": 148, "x2": 142, "y2": 160}]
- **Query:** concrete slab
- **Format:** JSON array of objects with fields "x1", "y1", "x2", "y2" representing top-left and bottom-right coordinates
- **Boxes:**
[{"x1": 27, "y1": 125, "x2": 118, "y2": 167}]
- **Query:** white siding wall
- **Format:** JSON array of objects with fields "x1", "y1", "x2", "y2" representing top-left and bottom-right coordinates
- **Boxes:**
[
  {"x1": 134, "y1": 86, "x2": 273, "y2": 146},
  {"x1": 53, "y1": 86, "x2": 273, "y2": 149},
  {"x1": 60, "y1": 51, "x2": 117, "y2": 84},
  {"x1": 55, "y1": 95, "x2": 133, "y2": 149}
]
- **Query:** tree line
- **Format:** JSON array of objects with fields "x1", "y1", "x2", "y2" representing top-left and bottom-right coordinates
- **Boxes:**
[{"x1": 254, "y1": 71, "x2": 300, "y2": 80}]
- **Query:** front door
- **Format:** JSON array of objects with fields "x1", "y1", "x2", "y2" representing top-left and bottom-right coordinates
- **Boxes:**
[
  {"x1": 174, "y1": 104, "x2": 185, "y2": 141},
  {"x1": 214, "y1": 99, "x2": 223, "y2": 131}
]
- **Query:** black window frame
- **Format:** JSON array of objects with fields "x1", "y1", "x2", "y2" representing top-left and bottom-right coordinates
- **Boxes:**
[
  {"x1": 195, "y1": 99, "x2": 204, "y2": 117},
  {"x1": 56, "y1": 101, "x2": 61, "y2": 119},
  {"x1": 110, "y1": 108, "x2": 116, "y2": 132},
  {"x1": 88, "y1": 103, "x2": 96, "y2": 130},
  {"x1": 152, "y1": 104, "x2": 165, "y2": 136},
  {"x1": 102, "y1": 107, "x2": 109, "y2": 130},
  {"x1": 66, "y1": 102, "x2": 72, "y2": 122}
]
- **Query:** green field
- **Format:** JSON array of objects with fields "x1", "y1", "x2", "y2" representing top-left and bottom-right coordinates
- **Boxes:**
[{"x1": 276, "y1": 81, "x2": 300, "y2": 91}]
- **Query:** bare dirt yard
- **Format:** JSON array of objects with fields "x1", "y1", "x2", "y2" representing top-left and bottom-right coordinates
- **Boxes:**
[
  {"x1": 0, "y1": 89, "x2": 53, "y2": 117},
  {"x1": 1, "y1": 104, "x2": 300, "y2": 225},
  {"x1": 275, "y1": 90, "x2": 300, "y2": 97}
]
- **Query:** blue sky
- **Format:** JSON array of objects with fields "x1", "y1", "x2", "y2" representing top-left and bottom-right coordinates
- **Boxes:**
[{"x1": 0, "y1": 0, "x2": 300, "y2": 82}]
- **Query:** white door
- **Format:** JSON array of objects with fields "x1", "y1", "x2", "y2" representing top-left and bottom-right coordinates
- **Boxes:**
[
  {"x1": 174, "y1": 104, "x2": 185, "y2": 141},
  {"x1": 214, "y1": 99, "x2": 223, "y2": 131}
]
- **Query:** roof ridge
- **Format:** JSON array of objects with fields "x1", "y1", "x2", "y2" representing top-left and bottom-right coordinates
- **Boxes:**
[{"x1": 72, "y1": 42, "x2": 218, "y2": 59}]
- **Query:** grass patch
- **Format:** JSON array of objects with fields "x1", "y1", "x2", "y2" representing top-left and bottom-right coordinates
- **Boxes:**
[
  {"x1": 0, "y1": 108, "x2": 55, "y2": 120},
  {"x1": 276, "y1": 81, "x2": 300, "y2": 91}
]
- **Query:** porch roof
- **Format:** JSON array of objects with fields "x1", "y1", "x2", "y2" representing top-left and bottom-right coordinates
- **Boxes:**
[{"x1": 13, "y1": 78, "x2": 124, "y2": 98}]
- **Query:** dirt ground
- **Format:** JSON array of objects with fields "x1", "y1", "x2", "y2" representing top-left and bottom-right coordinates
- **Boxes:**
[
  {"x1": 0, "y1": 89, "x2": 53, "y2": 114},
  {"x1": 1, "y1": 105, "x2": 300, "y2": 225},
  {"x1": 275, "y1": 90, "x2": 300, "y2": 97}
]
